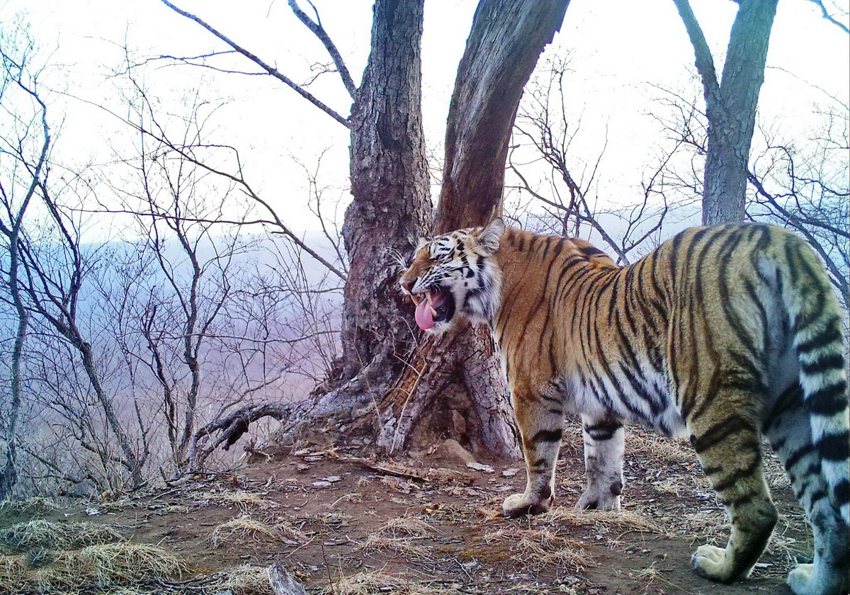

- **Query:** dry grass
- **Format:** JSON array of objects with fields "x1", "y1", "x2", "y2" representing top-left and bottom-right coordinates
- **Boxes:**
[
  {"x1": 0, "y1": 543, "x2": 182, "y2": 593},
  {"x1": 0, "y1": 496, "x2": 60, "y2": 516},
  {"x1": 354, "y1": 533, "x2": 434, "y2": 561},
  {"x1": 543, "y1": 507, "x2": 665, "y2": 535},
  {"x1": 374, "y1": 517, "x2": 436, "y2": 538},
  {"x1": 210, "y1": 516, "x2": 307, "y2": 547},
  {"x1": 0, "y1": 519, "x2": 121, "y2": 553},
  {"x1": 633, "y1": 561, "x2": 675, "y2": 593},
  {"x1": 626, "y1": 430, "x2": 695, "y2": 464},
  {"x1": 0, "y1": 555, "x2": 28, "y2": 595},
  {"x1": 351, "y1": 516, "x2": 437, "y2": 561},
  {"x1": 40, "y1": 543, "x2": 182, "y2": 589},
  {"x1": 325, "y1": 569, "x2": 461, "y2": 595},
  {"x1": 484, "y1": 526, "x2": 592, "y2": 573},
  {"x1": 194, "y1": 490, "x2": 278, "y2": 511},
  {"x1": 215, "y1": 563, "x2": 274, "y2": 595}
]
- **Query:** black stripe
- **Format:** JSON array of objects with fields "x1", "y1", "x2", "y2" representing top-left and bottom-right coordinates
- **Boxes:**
[
  {"x1": 541, "y1": 237, "x2": 552, "y2": 259},
  {"x1": 552, "y1": 237, "x2": 566, "y2": 258},
  {"x1": 763, "y1": 383, "x2": 804, "y2": 432},
  {"x1": 713, "y1": 454, "x2": 762, "y2": 493},
  {"x1": 723, "y1": 490, "x2": 758, "y2": 508},
  {"x1": 691, "y1": 416, "x2": 757, "y2": 454},
  {"x1": 834, "y1": 478, "x2": 850, "y2": 506},
  {"x1": 584, "y1": 420, "x2": 623, "y2": 434},
  {"x1": 809, "y1": 489, "x2": 828, "y2": 506},
  {"x1": 784, "y1": 239, "x2": 800, "y2": 286},
  {"x1": 717, "y1": 231, "x2": 761, "y2": 362},
  {"x1": 796, "y1": 320, "x2": 842, "y2": 354},
  {"x1": 802, "y1": 354, "x2": 846, "y2": 376},
  {"x1": 808, "y1": 381, "x2": 848, "y2": 416},
  {"x1": 531, "y1": 429, "x2": 563, "y2": 443},
  {"x1": 784, "y1": 443, "x2": 816, "y2": 471},
  {"x1": 579, "y1": 244, "x2": 606, "y2": 258},
  {"x1": 817, "y1": 431, "x2": 850, "y2": 462}
]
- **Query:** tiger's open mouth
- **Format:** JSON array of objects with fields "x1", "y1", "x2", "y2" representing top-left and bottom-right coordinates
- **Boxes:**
[{"x1": 410, "y1": 288, "x2": 455, "y2": 331}]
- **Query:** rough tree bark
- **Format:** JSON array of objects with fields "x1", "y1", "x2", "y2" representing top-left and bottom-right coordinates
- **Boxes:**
[
  {"x1": 673, "y1": 0, "x2": 779, "y2": 225},
  {"x1": 369, "y1": 0, "x2": 571, "y2": 459},
  {"x1": 289, "y1": 0, "x2": 432, "y2": 434},
  {"x1": 169, "y1": 0, "x2": 569, "y2": 461},
  {"x1": 336, "y1": 0, "x2": 432, "y2": 385}
]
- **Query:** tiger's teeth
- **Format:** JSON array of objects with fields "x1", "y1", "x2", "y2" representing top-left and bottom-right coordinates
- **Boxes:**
[
  {"x1": 430, "y1": 307, "x2": 438, "y2": 317},
  {"x1": 410, "y1": 293, "x2": 420, "y2": 306}
]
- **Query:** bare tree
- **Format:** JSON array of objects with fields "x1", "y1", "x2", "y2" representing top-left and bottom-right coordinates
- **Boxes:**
[
  {"x1": 509, "y1": 56, "x2": 683, "y2": 265},
  {"x1": 748, "y1": 103, "x2": 849, "y2": 310},
  {"x1": 0, "y1": 25, "x2": 49, "y2": 500},
  {"x1": 673, "y1": 0, "x2": 779, "y2": 225},
  {"x1": 152, "y1": 0, "x2": 573, "y2": 459}
]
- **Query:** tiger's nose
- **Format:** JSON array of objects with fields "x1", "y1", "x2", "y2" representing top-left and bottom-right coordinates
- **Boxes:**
[{"x1": 400, "y1": 279, "x2": 415, "y2": 293}]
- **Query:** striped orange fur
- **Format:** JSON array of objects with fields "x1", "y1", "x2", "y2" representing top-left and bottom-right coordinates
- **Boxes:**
[{"x1": 400, "y1": 219, "x2": 849, "y2": 595}]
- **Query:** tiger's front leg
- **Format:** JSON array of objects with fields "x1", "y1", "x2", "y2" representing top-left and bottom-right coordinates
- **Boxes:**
[
  {"x1": 576, "y1": 414, "x2": 624, "y2": 511},
  {"x1": 502, "y1": 386, "x2": 565, "y2": 518}
]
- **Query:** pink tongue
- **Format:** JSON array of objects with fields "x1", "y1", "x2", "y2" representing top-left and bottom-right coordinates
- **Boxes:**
[{"x1": 415, "y1": 299, "x2": 434, "y2": 330}]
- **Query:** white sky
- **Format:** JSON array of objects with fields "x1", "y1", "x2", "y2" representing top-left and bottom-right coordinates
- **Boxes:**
[{"x1": 2, "y1": 0, "x2": 849, "y2": 234}]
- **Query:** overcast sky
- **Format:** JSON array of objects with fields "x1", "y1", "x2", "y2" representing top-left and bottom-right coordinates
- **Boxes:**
[{"x1": 3, "y1": 0, "x2": 849, "y2": 234}]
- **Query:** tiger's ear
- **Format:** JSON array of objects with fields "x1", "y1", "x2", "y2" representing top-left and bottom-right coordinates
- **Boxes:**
[{"x1": 478, "y1": 217, "x2": 505, "y2": 254}]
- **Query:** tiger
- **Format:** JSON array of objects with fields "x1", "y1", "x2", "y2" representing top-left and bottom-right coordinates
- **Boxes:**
[{"x1": 399, "y1": 218, "x2": 849, "y2": 595}]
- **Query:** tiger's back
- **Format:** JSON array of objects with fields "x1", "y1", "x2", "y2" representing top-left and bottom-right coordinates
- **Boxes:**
[{"x1": 400, "y1": 220, "x2": 849, "y2": 595}]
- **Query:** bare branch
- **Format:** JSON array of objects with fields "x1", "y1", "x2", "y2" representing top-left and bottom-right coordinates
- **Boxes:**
[
  {"x1": 158, "y1": 0, "x2": 349, "y2": 127},
  {"x1": 670, "y1": 0, "x2": 721, "y2": 108},
  {"x1": 805, "y1": 0, "x2": 850, "y2": 34},
  {"x1": 287, "y1": 0, "x2": 357, "y2": 97}
]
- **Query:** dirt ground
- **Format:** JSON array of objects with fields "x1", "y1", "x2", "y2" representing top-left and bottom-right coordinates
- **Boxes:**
[{"x1": 1, "y1": 424, "x2": 814, "y2": 594}]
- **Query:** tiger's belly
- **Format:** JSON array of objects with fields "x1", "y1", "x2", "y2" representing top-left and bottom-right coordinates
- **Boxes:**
[{"x1": 564, "y1": 367, "x2": 687, "y2": 438}]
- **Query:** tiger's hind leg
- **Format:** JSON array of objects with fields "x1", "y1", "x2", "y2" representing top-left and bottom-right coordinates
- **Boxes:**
[
  {"x1": 763, "y1": 383, "x2": 849, "y2": 595},
  {"x1": 502, "y1": 385, "x2": 565, "y2": 518},
  {"x1": 576, "y1": 414, "x2": 624, "y2": 511},
  {"x1": 689, "y1": 407, "x2": 778, "y2": 583}
]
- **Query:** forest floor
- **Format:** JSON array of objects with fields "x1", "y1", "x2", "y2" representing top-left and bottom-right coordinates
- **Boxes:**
[{"x1": 0, "y1": 423, "x2": 812, "y2": 595}]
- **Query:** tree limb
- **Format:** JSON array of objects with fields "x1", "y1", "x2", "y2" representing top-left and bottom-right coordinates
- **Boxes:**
[
  {"x1": 158, "y1": 0, "x2": 349, "y2": 127},
  {"x1": 287, "y1": 0, "x2": 357, "y2": 97}
]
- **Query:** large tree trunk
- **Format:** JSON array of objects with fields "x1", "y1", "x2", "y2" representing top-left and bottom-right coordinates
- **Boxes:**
[
  {"x1": 296, "y1": 0, "x2": 431, "y2": 424},
  {"x1": 281, "y1": 0, "x2": 569, "y2": 461},
  {"x1": 673, "y1": 0, "x2": 779, "y2": 225},
  {"x1": 338, "y1": 0, "x2": 432, "y2": 384},
  {"x1": 373, "y1": 0, "x2": 571, "y2": 459}
]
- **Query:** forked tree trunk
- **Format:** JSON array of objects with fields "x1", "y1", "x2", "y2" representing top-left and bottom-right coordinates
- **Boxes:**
[
  {"x1": 285, "y1": 0, "x2": 569, "y2": 460},
  {"x1": 373, "y1": 0, "x2": 571, "y2": 459},
  {"x1": 673, "y1": 0, "x2": 779, "y2": 225}
]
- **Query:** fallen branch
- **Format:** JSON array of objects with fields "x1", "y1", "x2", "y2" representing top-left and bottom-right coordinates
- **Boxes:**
[
  {"x1": 339, "y1": 456, "x2": 429, "y2": 483},
  {"x1": 189, "y1": 402, "x2": 293, "y2": 471}
]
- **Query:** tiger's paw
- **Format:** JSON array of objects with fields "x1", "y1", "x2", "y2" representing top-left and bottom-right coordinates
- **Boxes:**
[
  {"x1": 502, "y1": 492, "x2": 551, "y2": 518},
  {"x1": 692, "y1": 545, "x2": 735, "y2": 583},
  {"x1": 576, "y1": 490, "x2": 620, "y2": 511},
  {"x1": 787, "y1": 563, "x2": 846, "y2": 595}
]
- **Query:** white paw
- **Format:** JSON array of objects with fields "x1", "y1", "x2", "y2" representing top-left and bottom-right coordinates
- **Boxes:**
[
  {"x1": 787, "y1": 564, "x2": 822, "y2": 595},
  {"x1": 502, "y1": 492, "x2": 550, "y2": 517},
  {"x1": 576, "y1": 490, "x2": 620, "y2": 511},
  {"x1": 692, "y1": 544, "x2": 729, "y2": 580}
]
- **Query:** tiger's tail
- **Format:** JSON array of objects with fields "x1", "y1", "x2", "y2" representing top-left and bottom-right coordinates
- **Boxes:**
[{"x1": 780, "y1": 235, "x2": 849, "y2": 525}]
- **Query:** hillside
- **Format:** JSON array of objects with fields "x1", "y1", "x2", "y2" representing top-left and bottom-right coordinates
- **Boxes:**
[{"x1": 0, "y1": 424, "x2": 808, "y2": 594}]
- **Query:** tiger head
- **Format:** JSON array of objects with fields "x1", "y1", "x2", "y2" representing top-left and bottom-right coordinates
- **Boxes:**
[{"x1": 399, "y1": 218, "x2": 505, "y2": 333}]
